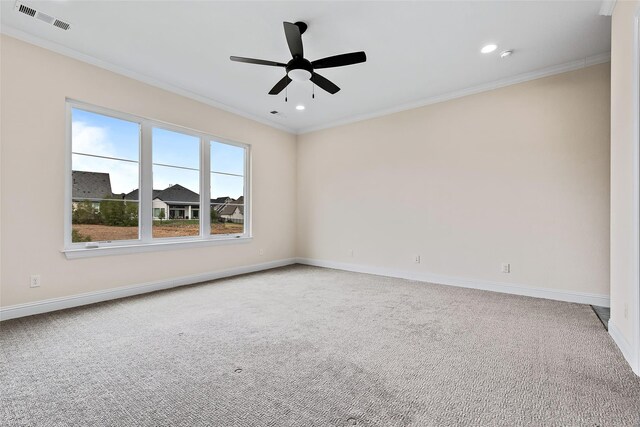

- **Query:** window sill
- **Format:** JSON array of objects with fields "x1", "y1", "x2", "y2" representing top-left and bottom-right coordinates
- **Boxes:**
[{"x1": 63, "y1": 236, "x2": 252, "y2": 259}]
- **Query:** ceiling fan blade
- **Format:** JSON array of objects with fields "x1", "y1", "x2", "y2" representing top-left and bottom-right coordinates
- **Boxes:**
[
  {"x1": 312, "y1": 51, "x2": 367, "y2": 69},
  {"x1": 269, "y1": 75, "x2": 292, "y2": 95},
  {"x1": 283, "y1": 22, "x2": 304, "y2": 58},
  {"x1": 310, "y1": 72, "x2": 340, "y2": 94},
  {"x1": 230, "y1": 56, "x2": 286, "y2": 67}
]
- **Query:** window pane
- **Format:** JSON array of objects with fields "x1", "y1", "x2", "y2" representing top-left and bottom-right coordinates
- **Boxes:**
[
  {"x1": 153, "y1": 128, "x2": 200, "y2": 169},
  {"x1": 153, "y1": 129, "x2": 200, "y2": 239},
  {"x1": 71, "y1": 108, "x2": 140, "y2": 243},
  {"x1": 211, "y1": 141, "x2": 244, "y2": 176},
  {"x1": 211, "y1": 173, "x2": 244, "y2": 235},
  {"x1": 72, "y1": 108, "x2": 139, "y2": 162},
  {"x1": 72, "y1": 155, "x2": 139, "y2": 197}
]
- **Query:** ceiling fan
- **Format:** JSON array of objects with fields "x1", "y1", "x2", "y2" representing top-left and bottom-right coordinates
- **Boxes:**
[{"x1": 230, "y1": 21, "x2": 366, "y2": 96}]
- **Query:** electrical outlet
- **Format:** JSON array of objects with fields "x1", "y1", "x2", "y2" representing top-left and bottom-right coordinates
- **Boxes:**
[
  {"x1": 414, "y1": 255, "x2": 421, "y2": 264},
  {"x1": 501, "y1": 263, "x2": 510, "y2": 274},
  {"x1": 30, "y1": 274, "x2": 41, "y2": 288},
  {"x1": 259, "y1": 248, "x2": 264, "y2": 256},
  {"x1": 348, "y1": 249, "x2": 354, "y2": 257},
  {"x1": 624, "y1": 304, "x2": 629, "y2": 319}
]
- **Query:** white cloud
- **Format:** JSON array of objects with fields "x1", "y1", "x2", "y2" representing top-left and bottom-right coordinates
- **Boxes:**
[
  {"x1": 72, "y1": 121, "x2": 139, "y2": 195},
  {"x1": 72, "y1": 121, "x2": 111, "y2": 156}
]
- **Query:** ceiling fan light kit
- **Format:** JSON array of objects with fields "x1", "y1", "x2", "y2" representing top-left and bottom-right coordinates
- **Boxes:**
[{"x1": 230, "y1": 21, "x2": 367, "y2": 96}]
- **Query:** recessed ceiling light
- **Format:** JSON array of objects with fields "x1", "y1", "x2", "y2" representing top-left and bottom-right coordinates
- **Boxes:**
[
  {"x1": 481, "y1": 44, "x2": 497, "y2": 54},
  {"x1": 500, "y1": 50, "x2": 514, "y2": 59},
  {"x1": 296, "y1": 105, "x2": 305, "y2": 111}
]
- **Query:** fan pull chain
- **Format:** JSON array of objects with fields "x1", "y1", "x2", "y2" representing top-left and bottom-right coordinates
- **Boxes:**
[
  {"x1": 312, "y1": 83, "x2": 315, "y2": 99},
  {"x1": 285, "y1": 87, "x2": 288, "y2": 103}
]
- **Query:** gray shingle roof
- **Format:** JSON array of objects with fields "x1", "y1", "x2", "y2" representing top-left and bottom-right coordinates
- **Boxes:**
[
  {"x1": 155, "y1": 184, "x2": 199, "y2": 205},
  {"x1": 219, "y1": 197, "x2": 244, "y2": 215},
  {"x1": 211, "y1": 196, "x2": 231, "y2": 204},
  {"x1": 72, "y1": 171, "x2": 113, "y2": 200},
  {"x1": 125, "y1": 189, "x2": 162, "y2": 201}
]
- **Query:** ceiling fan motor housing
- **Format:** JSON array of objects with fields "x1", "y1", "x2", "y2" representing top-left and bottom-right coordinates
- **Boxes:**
[{"x1": 287, "y1": 57, "x2": 313, "y2": 81}]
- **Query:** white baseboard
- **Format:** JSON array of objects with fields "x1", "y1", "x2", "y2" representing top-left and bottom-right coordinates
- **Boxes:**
[
  {"x1": 0, "y1": 258, "x2": 296, "y2": 321},
  {"x1": 295, "y1": 257, "x2": 611, "y2": 307},
  {"x1": 608, "y1": 321, "x2": 639, "y2": 375}
]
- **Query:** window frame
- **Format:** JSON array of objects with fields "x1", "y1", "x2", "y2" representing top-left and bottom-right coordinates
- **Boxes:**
[{"x1": 64, "y1": 99, "x2": 251, "y2": 259}]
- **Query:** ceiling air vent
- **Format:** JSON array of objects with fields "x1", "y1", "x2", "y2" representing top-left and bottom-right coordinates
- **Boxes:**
[
  {"x1": 53, "y1": 19, "x2": 70, "y2": 31},
  {"x1": 15, "y1": 1, "x2": 71, "y2": 31},
  {"x1": 17, "y1": 3, "x2": 35, "y2": 17},
  {"x1": 269, "y1": 110, "x2": 287, "y2": 118}
]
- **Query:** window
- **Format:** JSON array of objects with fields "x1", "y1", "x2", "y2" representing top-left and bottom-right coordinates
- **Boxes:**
[
  {"x1": 70, "y1": 108, "x2": 140, "y2": 243},
  {"x1": 66, "y1": 101, "x2": 250, "y2": 257},
  {"x1": 211, "y1": 141, "x2": 246, "y2": 235},
  {"x1": 152, "y1": 128, "x2": 200, "y2": 238}
]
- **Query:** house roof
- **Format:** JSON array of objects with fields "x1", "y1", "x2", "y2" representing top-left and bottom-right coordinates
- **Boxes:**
[
  {"x1": 211, "y1": 196, "x2": 231, "y2": 204},
  {"x1": 219, "y1": 198, "x2": 244, "y2": 216},
  {"x1": 124, "y1": 184, "x2": 199, "y2": 205},
  {"x1": 155, "y1": 184, "x2": 200, "y2": 204},
  {"x1": 124, "y1": 189, "x2": 162, "y2": 201},
  {"x1": 72, "y1": 171, "x2": 113, "y2": 200},
  {"x1": 211, "y1": 196, "x2": 233, "y2": 213}
]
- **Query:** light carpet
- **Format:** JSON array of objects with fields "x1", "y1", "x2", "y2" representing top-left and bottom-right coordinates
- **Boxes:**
[{"x1": 1, "y1": 265, "x2": 639, "y2": 426}]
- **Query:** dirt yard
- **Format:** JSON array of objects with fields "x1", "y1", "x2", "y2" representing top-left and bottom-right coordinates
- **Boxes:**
[{"x1": 73, "y1": 222, "x2": 244, "y2": 242}]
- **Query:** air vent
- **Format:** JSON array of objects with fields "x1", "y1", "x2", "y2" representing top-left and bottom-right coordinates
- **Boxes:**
[
  {"x1": 15, "y1": 2, "x2": 71, "y2": 31},
  {"x1": 53, "y1": 19, "x2": 70, "y2": 30},
  {"x1": 18, "y1": 3, "x2": 35, "y2": 17},
  {"x1": 269, "y1": 110, "x2": 287, "y2": 118}
]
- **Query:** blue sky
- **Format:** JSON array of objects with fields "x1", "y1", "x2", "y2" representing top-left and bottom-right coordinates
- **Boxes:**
[{"x1": 72, "y1": 109, "x2": 244, "y2": 199}]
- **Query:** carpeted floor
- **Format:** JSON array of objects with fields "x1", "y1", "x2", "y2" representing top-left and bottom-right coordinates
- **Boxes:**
[{"x1": 1, "y1": 265, "x2": 639, "y2": 426}]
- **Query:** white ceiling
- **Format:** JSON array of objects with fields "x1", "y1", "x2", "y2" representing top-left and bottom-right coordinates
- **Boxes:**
[{"x1": 1, "y1": 1, "x2": 611, "y2": 134}]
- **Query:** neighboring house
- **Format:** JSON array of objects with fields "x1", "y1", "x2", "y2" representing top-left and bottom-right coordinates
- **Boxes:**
[
  {"x1": 211, "y1": 196, "x2": 233, "y2": 213},
  {"x1": 72, "y1": 171, "x2": 114, "y2": 203},
  {"x1": 126, "y1": 184, "x2": 200, "y2": 220},
  {"x1": 218, "y1": 196, "x2": 244, "y2": 223},
  {"x1": 72, "y1": 170, "x2": 118, "y2": 212}
]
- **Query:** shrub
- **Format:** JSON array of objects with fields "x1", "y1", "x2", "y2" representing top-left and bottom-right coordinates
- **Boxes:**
[
  {"x1": 72, "y1": 200, "x2": 101, "y2": 224},
  {"x1": 100, "y1": 200, "x2": 138, "y2": 226},
  {"x1": 72, "y1": 229, "x2": 92, "y2": 243}
]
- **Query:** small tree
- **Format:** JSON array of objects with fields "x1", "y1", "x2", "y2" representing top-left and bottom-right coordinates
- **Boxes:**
[
  {"x1": 210, "y1": 207, "x2": 219, "y2": 223},
  {"x1": 158, "y1": 209, "x2": 166, "y2": 221},
  {"x1": 100, "y1": 199, "x2": 127, "y2": 226}
]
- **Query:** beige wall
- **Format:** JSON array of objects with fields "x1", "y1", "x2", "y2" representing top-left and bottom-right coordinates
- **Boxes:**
[
  {"x1": 297, "y1": 64, "x2": 611, "y2": 297},
  {"x1": 0, "y1": 35, "x2": 297, "y2": 307},
  {"x1": 0, "y1": 34, "x2": 614, "y2": 313},
  {"x1": 610, "y1": 0, "x2": 640, "y2": 346}
]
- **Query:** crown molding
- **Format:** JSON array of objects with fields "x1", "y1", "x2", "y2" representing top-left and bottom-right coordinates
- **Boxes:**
[
  {"x1": 1, "y1": 25, "x2": 610, "y2": 137},
  {"x1": 297, "y1": 52, "x2": 611, "y2": 135},
  {"x1": 0, "y1": 25, "x2": 296, "y2": 135},
  {"x1": 599, "y1": 0, "x2": 617, "y2": 16}
]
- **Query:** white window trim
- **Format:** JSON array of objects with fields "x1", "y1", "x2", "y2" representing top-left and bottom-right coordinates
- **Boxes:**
[{"x1": 63, "y1": 99, "x2": 252, "y2": 259}]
